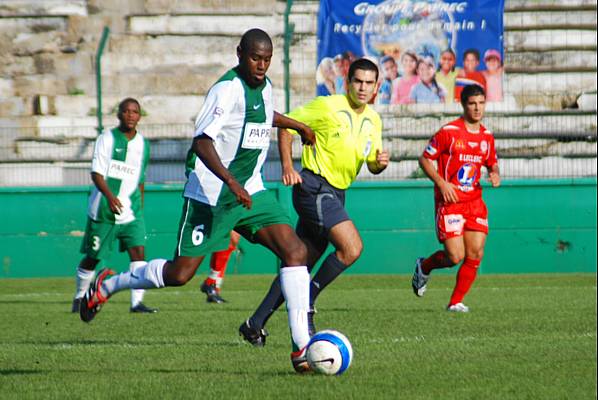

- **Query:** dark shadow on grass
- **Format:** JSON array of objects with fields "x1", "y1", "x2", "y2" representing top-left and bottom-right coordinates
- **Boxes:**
[
  {"x1": 0, "y1": 369, "x2": 44, "y2": 376},
  {"x1": 11, "y1": 339, "x2": 252, "y2": 349},
  {"x1": 148, "y1": 368, "x2": 299, "y2": 377}
]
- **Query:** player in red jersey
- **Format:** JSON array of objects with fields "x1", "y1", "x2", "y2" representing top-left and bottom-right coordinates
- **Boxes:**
[{"x1": 412, "y1": 84, "x2": 500, "y2": 312}]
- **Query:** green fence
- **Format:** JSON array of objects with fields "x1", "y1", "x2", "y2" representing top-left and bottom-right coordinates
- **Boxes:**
[{"x1": 0, "y1": 179, "x2": 595, "y2": 278}]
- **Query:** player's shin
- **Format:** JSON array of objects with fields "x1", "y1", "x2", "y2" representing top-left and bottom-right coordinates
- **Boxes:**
[
  {"x1": 449, "y1": 257, "x2": 481, "y2": 305},
  {"x1": 280, "y1": 265, "x2": 311, "y2": 350},
  {"x1": 129, "y1": 261, "x2": 147, "y2": 307},
  {"x1": 310, "y1": 253, "x2": 348, "y2": 304},
  {"x1": 101, "y1": 258, "x2": 167, "y2": 298},
  {"x1": 75, "y1": 267, "x2": 95, "y2": 299},
  {"x1": 249, "y1": 275, "x2": 285, "y2": 328}
]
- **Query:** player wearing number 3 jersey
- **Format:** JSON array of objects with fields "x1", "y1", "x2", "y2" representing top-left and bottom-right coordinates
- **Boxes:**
[
  {"x1": 411, "y1": 84, "x2": 500, "y2": 313},
  {"x1": 79, "y1": 29, "x2": 318, "y2": 373},
  {"x1": 71, "y1": 98, "x2": 157, "y2": 315}
]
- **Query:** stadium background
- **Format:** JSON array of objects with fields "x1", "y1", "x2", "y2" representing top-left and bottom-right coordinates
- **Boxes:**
[{"x1": 0, "y1": 0, "x2": 596, "y2": 277}]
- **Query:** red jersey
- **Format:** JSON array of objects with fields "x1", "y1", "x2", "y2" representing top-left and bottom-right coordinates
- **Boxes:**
[{"x1": 423, "y1": 117, "x2": 498, "y2": 203}]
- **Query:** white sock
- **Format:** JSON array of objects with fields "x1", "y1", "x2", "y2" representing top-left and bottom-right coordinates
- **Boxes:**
[
  {"x1": 74, "y1": 267, "x2": 95, "y2": 299},
  {"x1": 280, "y1": 265, "x2": 310, "y2": 350},
  {"x1": 101, "y1": 259, "x2": 167, "y2": 298},
  {"x1": 129, "y1": 261, "x2": 147, "y2": 307}
]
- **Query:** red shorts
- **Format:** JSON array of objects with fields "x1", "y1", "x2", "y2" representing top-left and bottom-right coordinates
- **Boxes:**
[{"x1": 435, "y1": 197, "x2": 488, "y2": 242}]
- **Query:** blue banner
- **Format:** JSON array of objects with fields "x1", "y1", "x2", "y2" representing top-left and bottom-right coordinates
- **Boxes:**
[{"x1": 316, "y1": 0, "x2": 505, "y2": 103}]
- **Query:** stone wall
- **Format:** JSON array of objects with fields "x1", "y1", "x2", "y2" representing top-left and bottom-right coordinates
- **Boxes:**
[{"x1": 0, "y1": 0, "x2": 596, "y2": 185}]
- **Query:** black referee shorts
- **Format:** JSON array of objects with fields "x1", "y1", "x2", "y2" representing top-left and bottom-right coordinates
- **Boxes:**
[{"x1": 292, "y1": 169, "x2": 350, "y2": 236}]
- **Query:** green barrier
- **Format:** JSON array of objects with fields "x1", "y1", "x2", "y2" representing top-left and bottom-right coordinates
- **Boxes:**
[{"x1": 0, "y1": 179, "x2": 595, "y2": 278}]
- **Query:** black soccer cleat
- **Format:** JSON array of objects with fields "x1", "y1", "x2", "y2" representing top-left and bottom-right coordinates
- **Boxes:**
[
  {"x1": 200, "y1": 281, "x2": 227, "y2": 304},
  {"x1": 130, "y1": 303, "x2": 158, "y2": 313},
  {"x1": 79, "y1": 268, "x2": 114, "y2": 323},
  {"x1": 239, "y1": 319, "x2": 268, "y2": 347}
]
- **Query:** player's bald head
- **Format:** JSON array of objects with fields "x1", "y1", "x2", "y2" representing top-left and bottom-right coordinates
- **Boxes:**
[{"x1": 238, "y1": 28, "x2": 272, "y2": 54}]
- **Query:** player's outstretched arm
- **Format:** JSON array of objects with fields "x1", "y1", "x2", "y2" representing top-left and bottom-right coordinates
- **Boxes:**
[
  {"x1": 91, "y1": 172, "x2": 123, "y2": 214},
  {"x1": 192, "y1": 134, "x2": 252, "y2": 209},
  {"x1": 488, "y1": 164, "x2": 501, "y2": 187},
  {"x1": 273, "y1": 111, "x2": 315, "y2": 145},
  {"x1": 278, "y1": 128, "x2": 302, "y2": 186}
]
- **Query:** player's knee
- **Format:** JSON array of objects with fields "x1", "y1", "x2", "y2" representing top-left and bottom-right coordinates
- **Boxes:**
[
  {"x1": 163, "y1": 267, "x2": 193, "y2": 286},
  {"x1": 447, "y1": 252, "x2": 464, "y2": 265},
  {"x1": 337, "y1": 243, "x2": 362, "y2": 266},
  {"x1": 467, "y1": 249, "x2": 484, "y2": 260},
  {"x1": 281, "y1": 238, "x2": 308, "y2": 266}
]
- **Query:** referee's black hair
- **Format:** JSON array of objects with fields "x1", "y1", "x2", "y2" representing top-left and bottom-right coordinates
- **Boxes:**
[{"x1": 348, "y1": 58, "x2": 379, "y2": 81}]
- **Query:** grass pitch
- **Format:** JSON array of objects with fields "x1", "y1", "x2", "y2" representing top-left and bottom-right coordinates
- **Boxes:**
[{"x1": 0, "y1": 273, "x2": 595, "y2": 399}]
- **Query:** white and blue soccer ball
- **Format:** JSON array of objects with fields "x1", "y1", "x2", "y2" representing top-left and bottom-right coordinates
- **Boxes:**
[{"x1": 306, "y1": 330, "x2": 353, "y2": 375}]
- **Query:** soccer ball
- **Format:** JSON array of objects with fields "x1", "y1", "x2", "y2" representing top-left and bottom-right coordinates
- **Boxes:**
[{"x1": 306, "y1": 330, "x2": 353, "y2": 375}]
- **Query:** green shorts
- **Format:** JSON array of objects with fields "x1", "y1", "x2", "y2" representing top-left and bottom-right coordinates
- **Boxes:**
[
  {"x1": 80, "y1": 217, "x2": 146, "y2": 260},
  {"x1": 176, "y1": 190, "x2": 291, "y2": 257}
]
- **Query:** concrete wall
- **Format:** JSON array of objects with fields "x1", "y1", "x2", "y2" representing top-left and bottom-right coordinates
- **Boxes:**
[{"x1": 0, "y1": 179, "x2": 595, "y2": 278}]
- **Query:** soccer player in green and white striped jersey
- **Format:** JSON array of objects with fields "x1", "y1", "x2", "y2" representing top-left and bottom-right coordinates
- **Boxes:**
[
  {"x1": 72, "y1": 98, "x2": 157, "y2": 314},
  {"x1": 79, "y1": 29, "x2": 318, "y2": 373}
]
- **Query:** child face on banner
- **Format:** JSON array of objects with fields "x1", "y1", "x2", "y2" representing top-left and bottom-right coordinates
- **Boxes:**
[
  {"x1": 382, "y1": 59, "x2": 398, "y2": 80},
  {"x1": 401, "y1": 53, "x2": 418, "y2": 76},
  {"x1": 439, "y1": 51, "x2": 456, "y2": 73},
  {"x1": 463, "y1": 53, "x2": 480, "y2": 73},
  {"x1": 417, "y1": 59, "x2": 436, "y2": 84},
  {"x1": 485, "y1": 56, "x2": 501, "y2": 73}
]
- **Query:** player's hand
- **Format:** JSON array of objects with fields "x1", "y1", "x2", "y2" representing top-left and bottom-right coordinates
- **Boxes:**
[
  {"x1": 298, "y1": 124, "x2": 316, "y2": 146},
  {"x1": 375, "y1": 149, "x2": 390, "y2": 169},
  {"x1": 439, "y1": 180, "x2": 459, "y2": 203},
  {"x1": 488, "y1": 171, "x2": 501, "y2": 187},
  {"x1": 108, "y1": 195, "x2": 123, "y2": 214},
  {"x1": 228, "y1": 180, "x2": 252, "y2": 209},
  {"x1": 282, "y1": 166, "x2": 302, "y2": 186}
]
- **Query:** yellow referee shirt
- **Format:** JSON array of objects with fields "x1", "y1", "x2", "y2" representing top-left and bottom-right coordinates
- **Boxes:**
[{"x1": 287, "y1": 95, "x2": 383, "y2": 190}]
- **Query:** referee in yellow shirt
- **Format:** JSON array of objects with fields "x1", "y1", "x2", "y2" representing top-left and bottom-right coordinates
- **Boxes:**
[{"x1": 240, "y1": 58, "x2": 389, "y2": 346}]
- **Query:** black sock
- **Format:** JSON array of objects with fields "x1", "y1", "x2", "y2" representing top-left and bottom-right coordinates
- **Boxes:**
[
  {"x1": 310, "y1": 253, "x2": 348, "y2": 305},
  {"x1": 249, "y1": 276, "x2": 285, "y2": 329}
]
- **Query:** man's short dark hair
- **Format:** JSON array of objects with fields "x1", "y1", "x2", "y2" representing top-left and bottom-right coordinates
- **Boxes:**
[
  {"x1": 118, "y1": 97, "x2": 140, "y2": 114},
  {"x1": 463, "y1": 48, "x2": 480, "y2": 61},
  {"x1": 348, "y1": 58, "x2": 379, "y2": 81},
  {"x1": 460, "y1": 84, "x2": 486, "y2": 104},
  {"x1": 239, "y1": 28, "x2": 272, "y2": 53}
]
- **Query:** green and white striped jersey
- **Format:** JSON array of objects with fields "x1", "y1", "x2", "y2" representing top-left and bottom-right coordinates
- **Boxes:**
[
  {"x1": 87, "y1": 127, "x2": 150, "y2": 224},
  {"x1": 184, "y1": 67, "x2": 274, "y2": 206}
]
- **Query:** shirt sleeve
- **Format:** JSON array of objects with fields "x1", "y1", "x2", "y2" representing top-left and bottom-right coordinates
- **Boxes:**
[
  {"x1": 91, "y1": 131, "x2": 112, "y2": 176},
  {"x1": 140, "y1": 138, "x2": 150, "y2": 184},
  {"x1": 286, "y1": 96, "x2": 330, "y2": 134},
  {"x1": 486, "y1": 135, "x2": 498, "y2": 168},
  {"x1": 194, "y1": 81, "x2": 235, "y2": 139},
  {"x1": 423, "y1": 128, "x2": 447, "y2": 160}
]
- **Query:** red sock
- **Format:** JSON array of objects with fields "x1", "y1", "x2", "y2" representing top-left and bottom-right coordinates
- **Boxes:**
[
  {"x1": 421, "y1": 250, "x2": 450, "y2": 275},
  {"x1": 205, "y1": 242, "x2": 236, "y2": 290},
  {"x1": 449, "y1": 258, "x2": 481, "y2": 305}
]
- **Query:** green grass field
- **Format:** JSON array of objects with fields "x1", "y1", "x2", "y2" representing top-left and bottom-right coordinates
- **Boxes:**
[{"x1": 0, "y1": 273, "x2": 595, "y2": 399}]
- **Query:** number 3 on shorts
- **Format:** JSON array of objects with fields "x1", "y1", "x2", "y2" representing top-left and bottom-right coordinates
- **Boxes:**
[
  {"x1": 92, "y1": 235, "x2": 101, "y2": 251},
  {"x1": 192, "y1": 224, "x2": 205, "y2": 246}
]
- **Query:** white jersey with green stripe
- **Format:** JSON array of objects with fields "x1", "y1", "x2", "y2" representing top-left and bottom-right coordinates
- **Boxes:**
[
  {"x1": 184, "y1": 67, "x2": 274, "y2": 206},
  {"x1": 87, "y1": 127, "x2": 150, "y2": 224}
]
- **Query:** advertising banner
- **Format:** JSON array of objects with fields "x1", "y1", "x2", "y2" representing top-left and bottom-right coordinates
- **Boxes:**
[{"x1": 316, "y1": 0, "x2": 505, "y2": 103}]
